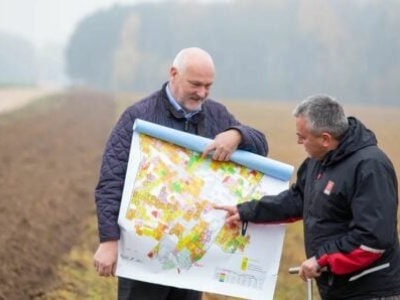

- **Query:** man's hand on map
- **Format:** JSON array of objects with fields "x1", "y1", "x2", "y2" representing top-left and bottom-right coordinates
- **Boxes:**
[
  {"x1": 213, "y1": 204, "x2": 242, "y2": 228},
  {"x1": 93, "y1": 240, "x2": 118, "y2": 277},
  {"x1": 201, "y1": 129, "x2": 242, "y2": 161}
]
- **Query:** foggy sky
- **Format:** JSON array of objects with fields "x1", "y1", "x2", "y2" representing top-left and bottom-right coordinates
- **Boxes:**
[
  {"x1": 0, "y1": 0, "x2": 229, "y2": 49},
  {"x1": 0, "y1": 0, "x2": 152, "y2": 48}
]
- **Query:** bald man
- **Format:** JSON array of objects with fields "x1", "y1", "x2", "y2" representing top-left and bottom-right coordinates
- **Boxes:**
[{"x1": 93, "y1": 47, "x2": 268, "y2": 300}]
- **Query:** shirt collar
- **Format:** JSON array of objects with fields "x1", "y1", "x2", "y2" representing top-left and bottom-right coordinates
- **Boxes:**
[{"x1": 166, "y1": 83, "x2": 201, "y2": 119}]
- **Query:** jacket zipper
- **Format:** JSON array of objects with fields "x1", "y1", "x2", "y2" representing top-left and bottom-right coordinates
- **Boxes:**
[{"x1": 184, "y1": 120, "x2": 189, "y2": 131}]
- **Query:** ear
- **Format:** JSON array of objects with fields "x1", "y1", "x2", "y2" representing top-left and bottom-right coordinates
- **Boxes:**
[
  {"x1": 321, "y1": 132, "x2": 333, "y2": 147},
  {"x1": 169, "y1": 67, "x2": 178, "y2": 81}
]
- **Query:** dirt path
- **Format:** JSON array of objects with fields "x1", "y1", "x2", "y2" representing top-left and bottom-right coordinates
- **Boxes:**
[
  {"x1": 0, "y1": 90, "x2": 115, "y2": 299},
  {"x1": 0, "y1": 87, "x2": 58, "y2": 115}
]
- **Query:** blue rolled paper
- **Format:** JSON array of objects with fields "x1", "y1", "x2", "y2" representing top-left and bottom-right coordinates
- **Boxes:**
[{"x1": 133, "y1": 119, "x2": 294, "y2": 181}]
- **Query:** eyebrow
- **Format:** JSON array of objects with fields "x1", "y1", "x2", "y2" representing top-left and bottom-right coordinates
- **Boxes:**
[
  {"x1": 296, "y1": 133, "x2": 306, "y2": 139},
  {"x1": 188, "y1": 80, "x2": 213, "y2": 87}
]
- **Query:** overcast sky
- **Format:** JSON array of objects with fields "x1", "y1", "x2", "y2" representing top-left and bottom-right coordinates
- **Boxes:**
[
  {"x1": 0, "y1": 0, "x2": 159, "y2": 48},
  {"x1": 0, "y1": 0, "x2": 229, "y2": 49}
]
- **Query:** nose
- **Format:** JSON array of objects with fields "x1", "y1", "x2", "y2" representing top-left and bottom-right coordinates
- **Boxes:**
[{"x1": 196, "y1": 86, "x2": 208, "y2": 99}]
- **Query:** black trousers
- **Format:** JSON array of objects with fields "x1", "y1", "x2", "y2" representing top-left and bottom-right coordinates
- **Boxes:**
[
  {"x1": 367, "y1": 296, "x2": 400, "y2": 300},
  {"x1": 118, "y1": 277, "x2": 202, "y2": 300}
]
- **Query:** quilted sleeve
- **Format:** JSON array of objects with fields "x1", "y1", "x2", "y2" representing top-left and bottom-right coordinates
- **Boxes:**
[{"x1": 94, "y1": 108, "x2": 136, "y2": 242}]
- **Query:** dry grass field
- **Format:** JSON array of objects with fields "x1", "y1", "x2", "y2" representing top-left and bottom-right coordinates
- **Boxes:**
[{"x1": 0, "y1": 90, "x2": 399, "y2": 300}]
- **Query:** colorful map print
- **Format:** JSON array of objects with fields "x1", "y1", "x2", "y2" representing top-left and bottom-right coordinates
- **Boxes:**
[{"x1": 123, "y1": 134, "x2": 268, "y2": 272}]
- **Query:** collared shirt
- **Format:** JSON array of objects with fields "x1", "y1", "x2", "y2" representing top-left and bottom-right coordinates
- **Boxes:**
[{"x1": 166, "y1": 84, "x2": 201, "y2": 119}]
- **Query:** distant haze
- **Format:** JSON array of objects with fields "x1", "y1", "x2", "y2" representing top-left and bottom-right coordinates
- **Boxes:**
[
  {"x1": 1, "y1": 0, "x2": 399, "y2": 106},
  {"x1": 0, "y1": 0, "x2": 158, "y2": 48}
]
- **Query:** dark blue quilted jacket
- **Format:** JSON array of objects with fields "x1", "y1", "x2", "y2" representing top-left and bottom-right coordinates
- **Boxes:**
[{"x1": 95, "y1": 83, "x2": 268, "y2": 242}]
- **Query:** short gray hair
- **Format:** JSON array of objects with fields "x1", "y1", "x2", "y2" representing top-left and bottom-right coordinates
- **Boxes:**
[
  {"x1": 293, "y1": 94, "x2": 349, "y2": 139},
  {"x1": 172, "y1": 47, "x2": 214, "y2": 72}
]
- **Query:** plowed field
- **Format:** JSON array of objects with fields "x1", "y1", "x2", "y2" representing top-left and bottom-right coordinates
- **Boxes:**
[
  {"x1": 1, "y1": 91, "x2": 399, "y2": 300},
  {"x1": 0, "y1": 90, "x2": 115, "y2": 299}
]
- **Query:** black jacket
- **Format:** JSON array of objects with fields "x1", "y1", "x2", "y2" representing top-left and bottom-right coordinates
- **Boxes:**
[
  {"x1": 95, "y1": 83, "x2": 268, "y2": 243},
  {"x1": 238, "y1": 117, "x2": 400, "y2": 299}
]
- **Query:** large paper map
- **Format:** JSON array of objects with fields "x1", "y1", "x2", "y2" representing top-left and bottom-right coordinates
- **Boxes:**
[{"x1": 116, "y1": 120, "x2": 293, "y2": 300}]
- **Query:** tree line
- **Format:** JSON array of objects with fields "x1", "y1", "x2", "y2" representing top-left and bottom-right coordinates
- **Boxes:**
[{"x1": 2, "y1": 0, "x2": 399, "y2": 105}]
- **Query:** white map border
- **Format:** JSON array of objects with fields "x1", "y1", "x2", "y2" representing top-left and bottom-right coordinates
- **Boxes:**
[{"x1": 116, "y1": 119, "x2": 293, "y2": 300}]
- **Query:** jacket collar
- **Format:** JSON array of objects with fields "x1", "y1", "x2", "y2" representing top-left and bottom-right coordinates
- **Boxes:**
[{"x1": 160, "y1": 82, "x2": 205, "y2": 124}]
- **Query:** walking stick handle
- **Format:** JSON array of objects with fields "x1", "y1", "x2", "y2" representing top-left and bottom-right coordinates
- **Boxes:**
[{"x1": 288, "y1": 266, "x2": 300, "y2": 274}]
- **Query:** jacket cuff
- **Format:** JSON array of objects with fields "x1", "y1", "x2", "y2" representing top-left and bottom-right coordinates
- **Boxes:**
[
  {"x1": 99, "y1": 225, "x2": 120, "y2": 243},
  {"x1": 316, "y1": 252, "x2": 329, "y2": 269},
  {"x1": 237, "y1": 202, "x2": 250, "y2": 221}
]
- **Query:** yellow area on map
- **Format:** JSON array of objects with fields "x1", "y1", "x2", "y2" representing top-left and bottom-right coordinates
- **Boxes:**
[{"x1": 124, "y1": 134, "x2": 265, "y2": 271}]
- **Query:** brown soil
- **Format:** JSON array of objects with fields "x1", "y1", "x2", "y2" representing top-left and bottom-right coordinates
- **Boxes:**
[{"x1": 0, "y1": 90, "x2": 115, "y2": 299}]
